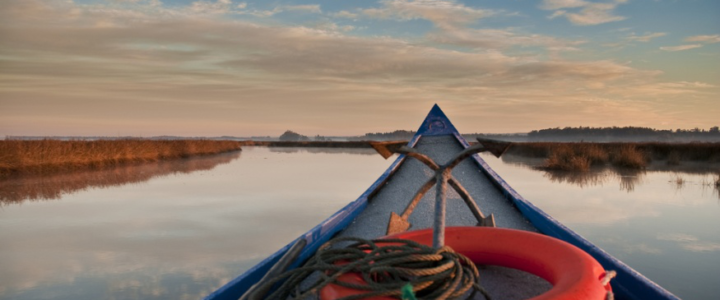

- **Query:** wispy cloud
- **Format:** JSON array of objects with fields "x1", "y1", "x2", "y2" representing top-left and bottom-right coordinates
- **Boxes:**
[
  {"x1": 540, "y1": 0, "x2": 627, "y2": 26},
  {"x1": 658, "y1": 34, "x2": 720, "y2": 52},
  {"x1": 237, "y1": 3, "x2": 322, "y2": 17},
  {"x1": 685, "y1": 34, "x2": 720, "y2": 44},
  {"x1": 191, "y1": 0, "x2": 233, "y2": 14},
  {"x1": 660, "y1": 44, "x2": 702, "y2": 52},
  {"x1": 331, "y1": 10, "x2": 359, "y2": 19},
  {"x1": 362, "y1": 0, "x2": 495, "y2": 29},
  {"x1": 540, "y1": 0, "x2": 590, "y2": 10},
  {"x1": 427, "y1": 28, "x2": 585, "y2": 51},
  {"x1": 626, "y1": 32, "x2": 666, "y2": 42}
]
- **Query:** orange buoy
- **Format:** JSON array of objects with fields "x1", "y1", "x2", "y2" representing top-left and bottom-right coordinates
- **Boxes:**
[{"x1": 320, "y1": 227, "x2": 612, "y2": 300}]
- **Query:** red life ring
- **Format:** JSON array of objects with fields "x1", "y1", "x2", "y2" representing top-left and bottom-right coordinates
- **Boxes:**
[{"x1": 320, "y1": 227, "x2": 612, "y2": 300}]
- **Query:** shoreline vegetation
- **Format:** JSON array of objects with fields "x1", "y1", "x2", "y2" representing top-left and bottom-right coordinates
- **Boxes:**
[
  {"x1": 0, "y1": 139, "x2": 241, "y2": 179},
  {"x1": 246, "y1": 140, "x2": 720, "y2": 172},
  {"x1": 2, "y1": 139, "x2": 718, "y2": 179},
  {"x1": 242, "y1": 140, "x2": 719, "y2": 172},
  {"x1": 0, "y1": 152, "x2": 241, "y2": 204},
  {"x1": 507, "y1": 142, "x2": 720, "y2": 171}
]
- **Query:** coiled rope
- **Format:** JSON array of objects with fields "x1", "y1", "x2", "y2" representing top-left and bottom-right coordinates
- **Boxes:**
[{"x1": 246, "y1": 237, "x2": 491, "y2": 300}]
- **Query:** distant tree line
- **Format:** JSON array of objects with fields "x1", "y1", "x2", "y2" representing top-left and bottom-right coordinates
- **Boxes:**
[
  {"x1": 276, "y1": 126, "x2": 720, "y2": 143},
  {"x1": 278, "y1": 131, "x2": 332, "y2": 141},
  {"x1": 526, "y1": 126, "x2": 720, "y2": 142},
  {"x1": 348, "y1": 130, "x2": 416, "y2": 141}
]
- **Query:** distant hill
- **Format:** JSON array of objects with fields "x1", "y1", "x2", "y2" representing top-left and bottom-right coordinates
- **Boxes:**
[{"x1": 279, "y1": 130, "x2": 310, "y2": 141}]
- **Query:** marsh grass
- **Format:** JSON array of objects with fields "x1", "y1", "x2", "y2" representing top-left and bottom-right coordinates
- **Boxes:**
[
  {"x1": 671, "y1": 174, "x2": 685, "y2": 188},
  {"x1": 509, "y1": 142, "x2": 720, "y2": 171},
  {"x1": 0, "y1": 139, "x2": 241, "y2": 178},
  {"x1": 541, "y1": 143, "x2": 616, "y2": 171},
  {"x1": 611, "y1": 145, "x2": 647, "y2": 169},
  {"x1": 543, "y1": 144, "x2": 592, "y2": 171},
  {"x1": 0, "y1": 151, "x2": 241, "y2": 204}
]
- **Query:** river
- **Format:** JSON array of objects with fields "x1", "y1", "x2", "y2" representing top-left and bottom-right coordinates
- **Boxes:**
[{"x1": 0, "y1": 147, "x2": 718, "y2": 299}]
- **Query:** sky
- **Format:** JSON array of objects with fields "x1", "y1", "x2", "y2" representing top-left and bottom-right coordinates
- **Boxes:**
[{"x1": 0, "y1": 0, "x2": 718, "y2": 137}]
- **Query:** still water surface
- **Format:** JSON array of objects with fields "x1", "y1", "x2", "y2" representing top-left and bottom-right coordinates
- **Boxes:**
[{"x1": 1, "y1": 147, "x2": 718, "y2": 299}]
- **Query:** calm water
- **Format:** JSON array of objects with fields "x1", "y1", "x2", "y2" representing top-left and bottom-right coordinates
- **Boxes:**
[{"x1": 1, "y1": 147, "x2": 718, "y2": 299}]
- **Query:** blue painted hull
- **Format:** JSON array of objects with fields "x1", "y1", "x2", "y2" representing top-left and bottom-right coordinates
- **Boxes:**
[{"x1": 206, "y1": 105, "x2": 679, "y2": 300}]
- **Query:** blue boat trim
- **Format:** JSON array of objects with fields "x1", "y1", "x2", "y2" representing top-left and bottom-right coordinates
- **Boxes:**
[{"x1": 207, "y1": 104, "x2": 680, "y2": 300}]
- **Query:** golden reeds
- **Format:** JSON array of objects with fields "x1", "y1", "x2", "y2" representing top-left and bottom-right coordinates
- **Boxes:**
[
  {"x1": 509, "y1": 141, "x2": 720, "y2": 171},
  {"x1": 610, "y1": 145, "x2": 647, "y2": 169},
  {"x1": 0, "y1": 139, "x2": 241, "y2": 178}
]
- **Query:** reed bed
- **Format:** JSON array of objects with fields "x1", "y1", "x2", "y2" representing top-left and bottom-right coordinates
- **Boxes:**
[
  {"x1": 507, "y1": 142, "x2": 720, "y2": 171},
  {"x1": 0, "y1": 139, "x2": 241, "y2": 178}
]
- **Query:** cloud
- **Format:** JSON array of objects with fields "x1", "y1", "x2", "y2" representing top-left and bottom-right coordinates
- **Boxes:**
[
  {"x1": 657, "y1": 34, "x2": 718, "y2": 52},
  {"x1": 685, "y1": 34, "x2": 720, "y2": 44},
  {"x1": 190, "y1": 0, "x2": 232, "y2": 14},
  {"x1": 313, "y1": 22, "x2": 355, "y2": 33},
  {"x1": 540, "y1": 0, "x2": 589, "y2": 10},
  {"x1": 362, "y1": 0, "x2": 495, "y2": 29},
  {"x1": 238, "y1": 4, "x2": 322, "y2": 17},
  {"x1": 540, "y1": 0, "x2": 627, "y2": 26},
  {"x1": 0, "y1": 0, "x2": 717, "y2": 137},
  {"x1": 427, "y1": 28, "x2": 585, "y2": 51},
  {"x1": 331, "y1": 10, "x2": 359, "y2": 19},
  {"x1": 357, "y1": 1, "x2": 583, "y2": 52},
  {"x1": 547, "y1": 10, "x2": 567, "y2": 19},
  {"x1": 626, "y1": 32, "x2": 666, "y2": 42},
  {"x1": 280, "y1": 4, "x2": 322, "y2": 13},
  {"x1": 660, "y1": 44, "x2": 702, "y2": 52}
]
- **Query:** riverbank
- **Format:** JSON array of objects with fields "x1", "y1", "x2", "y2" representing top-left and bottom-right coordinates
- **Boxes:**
[
  {"x1": 244, "y1": 140, "x2": 720, "y2": 172},
  {"x1": 0, "y1": 139, "x2": 241, "y2": 178},
  {"x1": 506, "y1": 142, "x2": 720, "y2": 171}
]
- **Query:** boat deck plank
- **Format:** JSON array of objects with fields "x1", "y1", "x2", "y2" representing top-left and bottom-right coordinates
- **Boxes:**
[
  {"x1": 324, "y1": 135, "x2": 550, "y2": 299},
  {"x1": 341, "y1": 135, "x2": 536, "y2": 239}
]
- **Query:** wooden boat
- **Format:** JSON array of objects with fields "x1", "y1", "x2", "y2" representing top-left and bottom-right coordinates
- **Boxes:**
[{"x1": 206, "y1": 105, "x2": 679, "y2": 300}]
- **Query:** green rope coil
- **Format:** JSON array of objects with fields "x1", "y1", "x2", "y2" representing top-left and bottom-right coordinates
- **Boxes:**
[{"x1": 247, "y1": 237, "x2": 492, "y2": 300}]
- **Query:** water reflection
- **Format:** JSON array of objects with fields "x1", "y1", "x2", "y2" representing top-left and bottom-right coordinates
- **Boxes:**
[
  {"x1": 268, "y1": 147, "x2": 375, "y2": 155},
  {"x1": 0, "y1": 151, "x2": 241, "y2": 204},
  {"x1": 502, "y1": 153, "x2": 719, "y2": 196},
  {"x1": 542, "y1": 170, "x2": 612, "y2": 189},
  {"x1": 0, "y1": 147, "x2": 393, "y2": 300},
  {"x1": 481, "y1": 152, "x2": 720, "y2": 299}
]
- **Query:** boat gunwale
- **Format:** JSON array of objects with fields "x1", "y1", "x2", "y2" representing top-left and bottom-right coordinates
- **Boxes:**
[{"x1": 206, "y1": 105, "x2": 680, "y2": 300}]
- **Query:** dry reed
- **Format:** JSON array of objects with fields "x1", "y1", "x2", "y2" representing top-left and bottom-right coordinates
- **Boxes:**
[
  {"x1": 508, "y1": 141, "x2": 720, "y2": 171},
  {"x1": 543, "y1": 145, "x2": 591, "y2": 171},
  {"x1": 610, "y1": 145, "x2": 647, "y2": 169},
  {"x1": 0, "y1": 139, "x2": 241, "y2": 178},
  {"x1": 542, "y1": 143, "x2": 608, "y2": 171}
]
